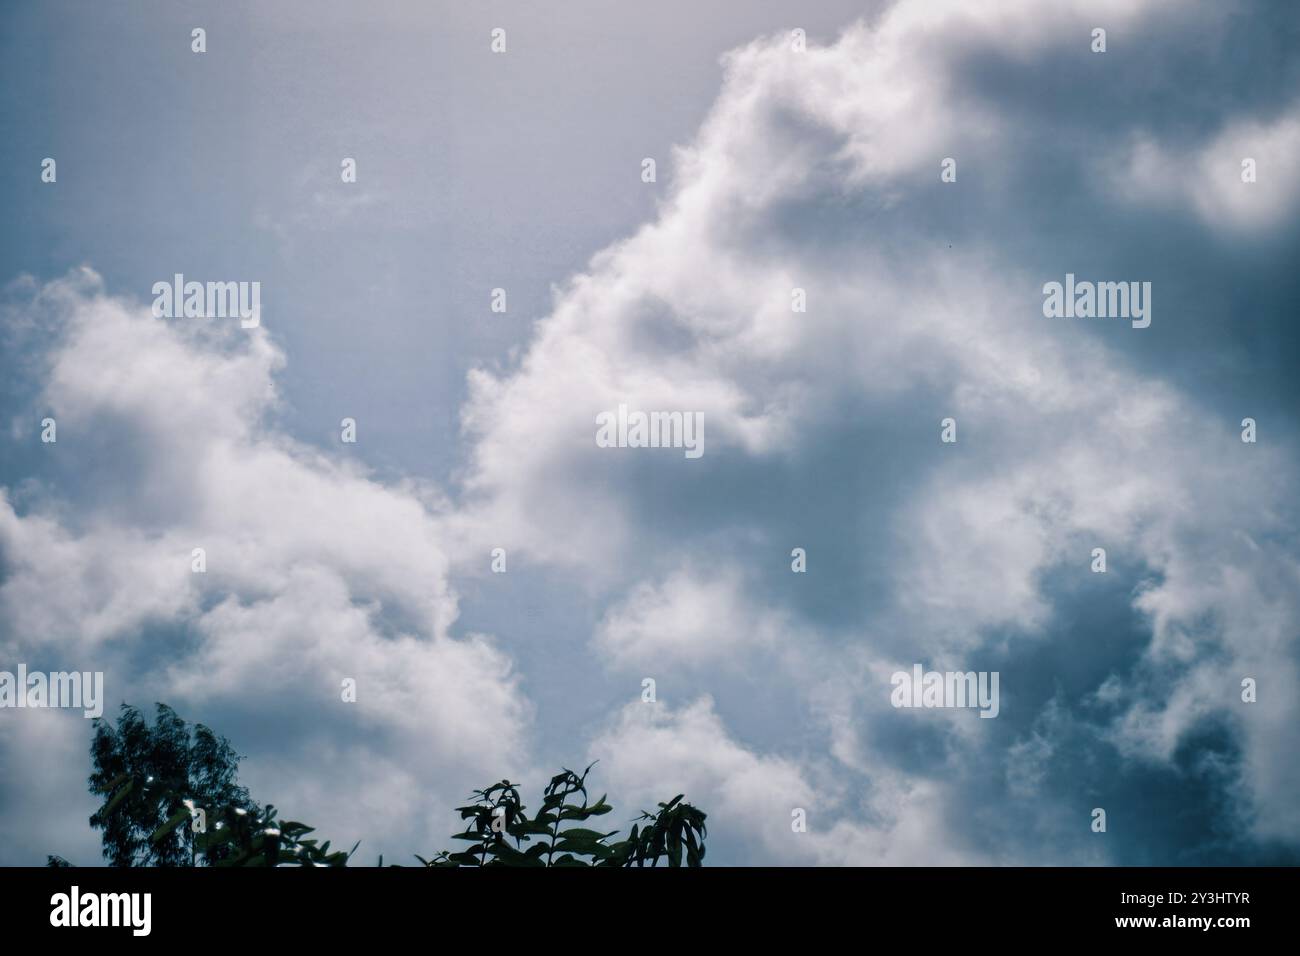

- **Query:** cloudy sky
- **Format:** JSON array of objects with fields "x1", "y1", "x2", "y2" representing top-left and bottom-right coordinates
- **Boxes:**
[{"x1": 2, "y1": 0, "x2": 1298, "y2": 866}]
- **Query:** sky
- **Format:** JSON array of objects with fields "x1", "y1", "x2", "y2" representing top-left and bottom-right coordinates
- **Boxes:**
[{"x1": 1, "y1": 0, "x2": 1298, "y2": 866}]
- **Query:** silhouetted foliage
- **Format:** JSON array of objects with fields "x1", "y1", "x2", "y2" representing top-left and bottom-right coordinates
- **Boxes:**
[
  {"x1": 85, "y1": 703, "x2": 352, "y2": 867},
  {"x1": 89, "y1": 703, "x2": 256, "y2": 866},
  {"x1": 71, "y1": 703, "x2": 706, "y2": 868},
  {"x1": 419, "y1": 762, "x2": 708, "y2": 867}
]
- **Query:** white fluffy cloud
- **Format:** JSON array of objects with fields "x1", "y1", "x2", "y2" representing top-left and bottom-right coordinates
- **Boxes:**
[
  {"x1": 0, "y1": 268, "x2": 531, "y2": 862},
  {"x1": 453, "y1": 0, "x2": 1300, "y2": 856},
  {"x1": 595, "y1": 564, "x2": 790, "y2": 668},
  {"x1": 591, "y1": 697, "x2": 991, "y2": 865},
  {"x1": 1106, "y1": 114, "x2": 1300, "y2": 231}
]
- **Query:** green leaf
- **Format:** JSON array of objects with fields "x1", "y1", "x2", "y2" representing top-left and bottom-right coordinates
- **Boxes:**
[
  {"x1": 99, "y1": 780, "x2": 134, "y2": 817},
  {"x1": 148, "y1": 808, "x2": 191, "y2": 845},
  {"x1": 554, "y1": 827, "x2": 617, "y2": 843}
]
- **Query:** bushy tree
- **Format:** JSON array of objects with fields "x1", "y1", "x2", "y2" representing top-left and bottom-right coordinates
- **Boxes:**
[
  {"x1": 88, "y1": 703, "x2": 255, "y2": 866},
  {"x1": 85, "y1": 703, "x2": 351, "y2": 867}
]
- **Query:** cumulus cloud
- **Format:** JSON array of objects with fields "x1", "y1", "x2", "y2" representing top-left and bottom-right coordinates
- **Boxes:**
[
  {"x1": 594, "y1": 564, "x2": 791, "y2": 668},
  {"x1": 452, "y1": 0, "x2": 1300, "y2": 860},
  {"x1": 0, "y1": 268, "x2": 531, "y2": 863},
  {"x1": 1106, "y1": 115, "x2": 1300, "y2": 231},
  {"x1": 591, "y1": 697, "x2": 990, "y2": 865}
]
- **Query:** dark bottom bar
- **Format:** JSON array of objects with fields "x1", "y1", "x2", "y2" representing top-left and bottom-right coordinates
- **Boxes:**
[{"x1": 0, "y1": 866, "x2": 1284, "y2": 941}]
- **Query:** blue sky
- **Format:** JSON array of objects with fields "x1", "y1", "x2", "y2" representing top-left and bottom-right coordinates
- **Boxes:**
[{"x1": 2, "y1": 0, "x2": 1299, "y2": 866}]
